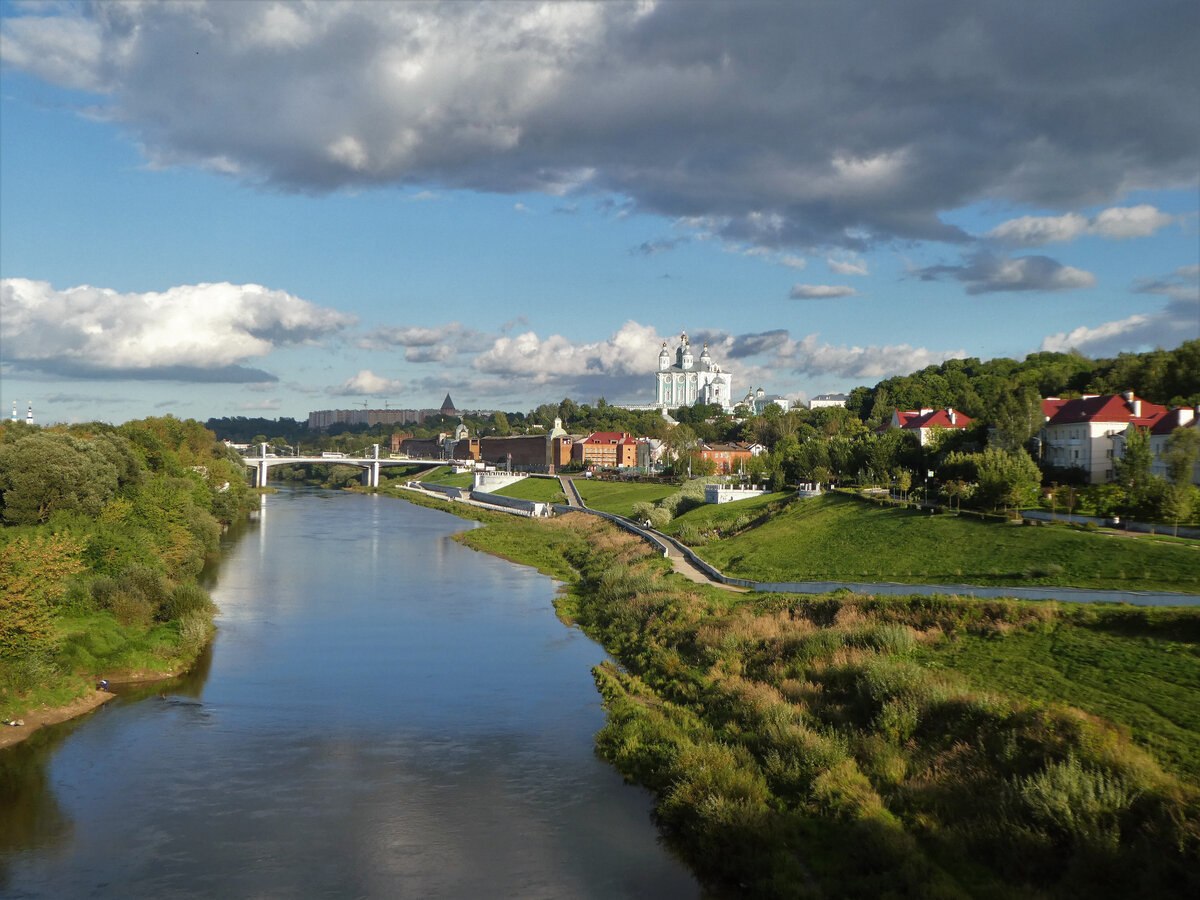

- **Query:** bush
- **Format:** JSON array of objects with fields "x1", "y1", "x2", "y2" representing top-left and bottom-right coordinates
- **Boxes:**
[
  {"x1": 119, "y1": 563, "x2": 171, "y2": 619},
  {"x1": 110, "y1": 590, "x2": 154, "y2": 628},
  {"x1": 1009, "y1": 755, "x2": 1141, "y2": 850},
  {"x1": 162, "y1": 582, "x2": 216, "y2": 621}
]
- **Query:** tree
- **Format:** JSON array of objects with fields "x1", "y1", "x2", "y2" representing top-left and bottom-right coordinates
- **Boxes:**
[
  {"x1": 665, "y1": 424, "x2": 699, "y2": 462},
  {"x1": 492, "y1": 411, "x2": 511, "y2": 436},
  {"x1": 991, "y1": 383, "x2": 1043, "y2": 453},
  {"x1": 976, "y1": 447, "x2": 1042, "y2": 513},
  {"x1": 0, "y1": 432, "x2": 121, "y2": 525},
  {"x1": 1115, "y1": 426, "x2": 1153, "y2": 510},
  {"x1": 1163, "y1": 426, "x2": 1200, "y2": 486}
]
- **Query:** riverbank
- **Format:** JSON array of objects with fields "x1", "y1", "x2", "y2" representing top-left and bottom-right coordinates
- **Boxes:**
[
  {"x1": 399, "y1": 491, "x2": 1200, "y2": 898},
  {"x1": 0, "y1": 688, "x2": 115, "y2": 750}
]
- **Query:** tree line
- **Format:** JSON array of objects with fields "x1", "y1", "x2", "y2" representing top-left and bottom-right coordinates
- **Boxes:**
[{"x1": 0, "y1": 416, "x2": 259, "y2": 717}]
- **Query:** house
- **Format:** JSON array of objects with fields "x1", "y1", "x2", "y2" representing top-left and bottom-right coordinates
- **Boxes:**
[
  {"x1": 1040, "y1": 392, "x2": 1167, "y2": 483},
  {"x1": 573, "y1": 431, "x2": 639, "y2": 468},
  {"x1": 740, "y1": 387, "x2": 790, "y2": 415},
  {"x1": 808, "y1": 393, "x2": 848, "y2": 409},
  {"x1": 888, "y1": 407, "x2": 973, "y2": 445},
  {"x1": 697, "y1": 441, "x2": 757, "y2": 474},
  {"x1": 1147, "y1": 406, "x2": 1200, "y2": 485}
]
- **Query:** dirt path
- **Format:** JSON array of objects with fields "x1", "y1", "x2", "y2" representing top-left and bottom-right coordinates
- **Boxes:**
[{"x1": 1, "y1": 689, "x2": 116, "y2": 750}]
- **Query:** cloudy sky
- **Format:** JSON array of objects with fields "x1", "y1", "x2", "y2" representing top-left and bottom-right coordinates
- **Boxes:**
[{"x1": 1, "y1": 0, "x2": 1197, "y2": 424}]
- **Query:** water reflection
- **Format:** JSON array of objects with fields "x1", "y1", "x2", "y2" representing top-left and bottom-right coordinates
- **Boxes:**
[{"x1": 0, "y1": 488, "x2": 699, "y2": 899}]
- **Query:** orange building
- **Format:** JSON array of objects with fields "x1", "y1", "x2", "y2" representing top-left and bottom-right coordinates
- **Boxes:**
[
  {"x1": 697, "y1": 441, "x2": 755, "y2": 474},
  {"x1": 573, "y1": 431, "x2": 639, "y2": 468}
]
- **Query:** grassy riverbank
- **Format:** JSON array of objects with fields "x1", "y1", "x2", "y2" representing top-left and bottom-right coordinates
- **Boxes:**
[
  {"x1": 416, "y1": 496, "x2": 1200, "y2": 898},
  {"x1": 0, "y1": 418, "x2": 257, "y2": 729},
  {"x1": 687, "y1": 491, "x2": 1200, "y2": 592}
]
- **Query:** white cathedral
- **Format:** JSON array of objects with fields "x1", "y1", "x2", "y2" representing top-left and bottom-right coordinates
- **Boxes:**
[{"x1": 654, "y1": 332, "x2": 734, "y2": 412}]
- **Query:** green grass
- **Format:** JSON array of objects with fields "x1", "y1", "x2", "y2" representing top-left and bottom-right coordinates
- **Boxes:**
[
  {"x1": 492, "y1": 476, "x2": 566, "y2": 503},
  {"x1": 419, "y1": 467, "x2": 474, "y2": 488},
  {"x1": 694, "y1": 491, "x2": 1200, "y2": 591},
  {"x1": 659, "y1": 491, "x2": 792, "y2": 536},
  {"x1": 913, "y1": 610, "x2": 1200, "y2": 780},
  {"x1": 573, "y1": 479, "x2": 678, "y2": 515},
  {"x1": 0, "y1": 612, "x2": 205, "y2": 720},
  {"x1": 455, "y1": 514, "x2": 587, "y2": 583}
]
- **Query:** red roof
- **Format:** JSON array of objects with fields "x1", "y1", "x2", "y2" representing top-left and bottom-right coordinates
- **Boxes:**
[
  {"x1": 1150, "y1": 407, "x2": 1198, "y2": 435},
  {"x1": 582, "y1": 431, "x2": 635, "y2": 445},
  {"x1": 1042, "y1": 393, "x2": 1166, "y2": 428},
  {"x1": 893, "y1": 408, "x2": 973, "y2": 430}
]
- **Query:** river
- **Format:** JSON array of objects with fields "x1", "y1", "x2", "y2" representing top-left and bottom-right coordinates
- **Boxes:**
[{"x1": 0, "y1": 488, "x2": 700, "y2": 899}]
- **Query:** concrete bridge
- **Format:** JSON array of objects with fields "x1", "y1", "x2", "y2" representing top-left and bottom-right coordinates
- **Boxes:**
[{"x1": 241, "y1": 444, "x2": 445, "y2": 487}]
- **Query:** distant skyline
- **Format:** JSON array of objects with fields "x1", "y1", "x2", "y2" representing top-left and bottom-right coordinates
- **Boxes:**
[{"x1": 1, "y1": 0, "x2": 1197, "y2": 424}]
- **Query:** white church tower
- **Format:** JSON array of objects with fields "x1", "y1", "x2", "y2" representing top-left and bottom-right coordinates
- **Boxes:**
[{"x1": 654, "y1": 331, "x2": 733, "y2": 412}]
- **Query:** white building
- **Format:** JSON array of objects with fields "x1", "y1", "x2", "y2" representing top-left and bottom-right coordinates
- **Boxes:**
[
  {"x1": 654, "y1": 332, "x2": 734, "y2": 411},
  {"x1": 740, "y1": 387, "x2": 789, "y2": 415},
  {"x1": 1041, "y1": 392, "x2": 1167, "y2": 484},
  {"x1": 1148, "y1": 406, "x2": 1200, "y2": 485},
  {"x1": 809, "y1": 393, "x2": 848, "y2": 409}
]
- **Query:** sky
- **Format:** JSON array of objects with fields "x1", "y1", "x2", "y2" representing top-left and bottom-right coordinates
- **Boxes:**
[{"x1": 1, "y1": 0, "x2": 1197, "y2": 425}]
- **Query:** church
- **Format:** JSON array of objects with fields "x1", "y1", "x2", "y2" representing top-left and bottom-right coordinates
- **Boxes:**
[{"x1": 654, "y1": 331, "x2": 734, "y2": 412}]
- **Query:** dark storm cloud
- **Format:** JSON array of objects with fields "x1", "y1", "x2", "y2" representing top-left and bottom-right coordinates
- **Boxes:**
[{"x1": 3, "y1": 0, "x2": 1195, "y2": 251}]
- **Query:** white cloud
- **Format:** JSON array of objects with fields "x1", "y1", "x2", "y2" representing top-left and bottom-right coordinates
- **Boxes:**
[
  {"x1": 986, "y1": 205, "x2": 1175, "y2": 247},
  {"x1": 0, "y1": 278, "x2": 355, "y2": 381},
  {"x1": 1091, "y1": 204, "x2": 1176, "y2": 240},
  {"x1": 472, "y1": 320, "x2": 663, "y2": 383},
  {"x1": 332, "y1": 370, "x2": 406, "y2": 396},
  {"x1": 1039, "y1": 265, "x2": 1199, "y2": 356},
  {"x1": 790, "y1": 284, "x2": 858, "y2": 299},
  {"x1": 985, "y1": 212, "x2": 1088, "y2": 246},
  {"x1": 774, "y1": 334, "x2": 967, "y2": 380},
  {"x1": 827, "y1": 256, "x2": 868, "y2": 276}
]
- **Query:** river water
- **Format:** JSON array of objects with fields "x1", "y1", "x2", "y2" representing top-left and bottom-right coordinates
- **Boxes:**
[{"x1": 0, "y1": 488, "x2": 700, "y2": 899}]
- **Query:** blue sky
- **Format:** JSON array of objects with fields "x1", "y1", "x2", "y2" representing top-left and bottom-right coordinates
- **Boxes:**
[{"x1": 1, "y1": 0, "x2": 1197, "y2": 425}]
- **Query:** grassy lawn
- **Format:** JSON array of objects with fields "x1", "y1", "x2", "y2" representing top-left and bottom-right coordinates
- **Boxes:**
[
  {"x1": 912, "y1": 611, "x2": 1200, "y2": 780},
  {"x1": 659, "y1": 491, "x2": 792, "y2": 535},
  {"x1": 492, "y1": 476, "x2": 566, "y2": 503},
  {"x1": 419, "y1": 467, "x2": 474, "y2": 488},
  {"x1": 693, "y1": 491, "x2": 1200, "y2": 591},
  {"x1": 573, "y1": 479, "x2": 678, "y2": 515}
]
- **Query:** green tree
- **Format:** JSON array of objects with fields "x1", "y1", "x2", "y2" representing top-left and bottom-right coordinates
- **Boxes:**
[
  {"x1": 1163, "y1": 426, "x2": 1200, "y2": 486},
  {"x1": 492, "y1": 411, "x2": 511, "y2": 436},
  {"x1": 991, "y1": 383, "x2": 1043, "y2": 453},
  {"x1": 0, "y1": 432, "x2": 120, "y2": 525},
  {"x1": 977, "y1": 447, "x2": 1042, "y2": 513},
  {"x1": 1115, "y1": 426, "x2": 1153, "y2": 510}
]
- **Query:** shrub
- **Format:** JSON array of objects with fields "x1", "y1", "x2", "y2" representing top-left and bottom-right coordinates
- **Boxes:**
[
  {"x1": 110, "y1": 589, "x2": 154, "y2": 628},
  {"x1": 177, "y1": 610, "x2": 215, "y2": 654},
  {"x1": 1009, "y1": 755, "x2": 1141, "y2": 849},
  {"x1": 162, "y1": 582, "x2": 216, "y2": 621},
  {"x1": 119, "y1": 563, "x2": 171, "y2": 619}
]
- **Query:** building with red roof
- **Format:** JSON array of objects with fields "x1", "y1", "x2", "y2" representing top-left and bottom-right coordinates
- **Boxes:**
[
  {"x1": 1040, "y1": 392, "x2": 1168, "y2": 483},
  {"x1": 888, "y1": 407, "x2": 973, "y2": 445},
  {"x1": 1148, "y1": 406, "x2": 1200, "y2": 485},
  {"x1": 697, "y1": 441, "x2": 757, "y2": 474},
  {"x1": 573, "y1": 431, "x2": 639, "y2": 468}
]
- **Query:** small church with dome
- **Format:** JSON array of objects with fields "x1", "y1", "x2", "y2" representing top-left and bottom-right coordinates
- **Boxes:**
[{"x1": 655, "y1": 331, "x2": 734, "y2": 412}]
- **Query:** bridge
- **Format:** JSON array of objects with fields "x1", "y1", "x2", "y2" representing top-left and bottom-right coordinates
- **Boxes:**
[{"x1": 240, "y1": 443, "x2": 447, "y2": 487}]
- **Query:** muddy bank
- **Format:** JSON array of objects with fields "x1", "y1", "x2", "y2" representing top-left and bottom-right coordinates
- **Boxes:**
[{"x1": 0, "y1": 689, "x2": 116, "y2": 750}]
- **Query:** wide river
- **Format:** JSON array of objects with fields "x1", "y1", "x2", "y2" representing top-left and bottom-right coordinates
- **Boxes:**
[{"x1": 0, "y1": 488, "x2": 700, "y2": 898}]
